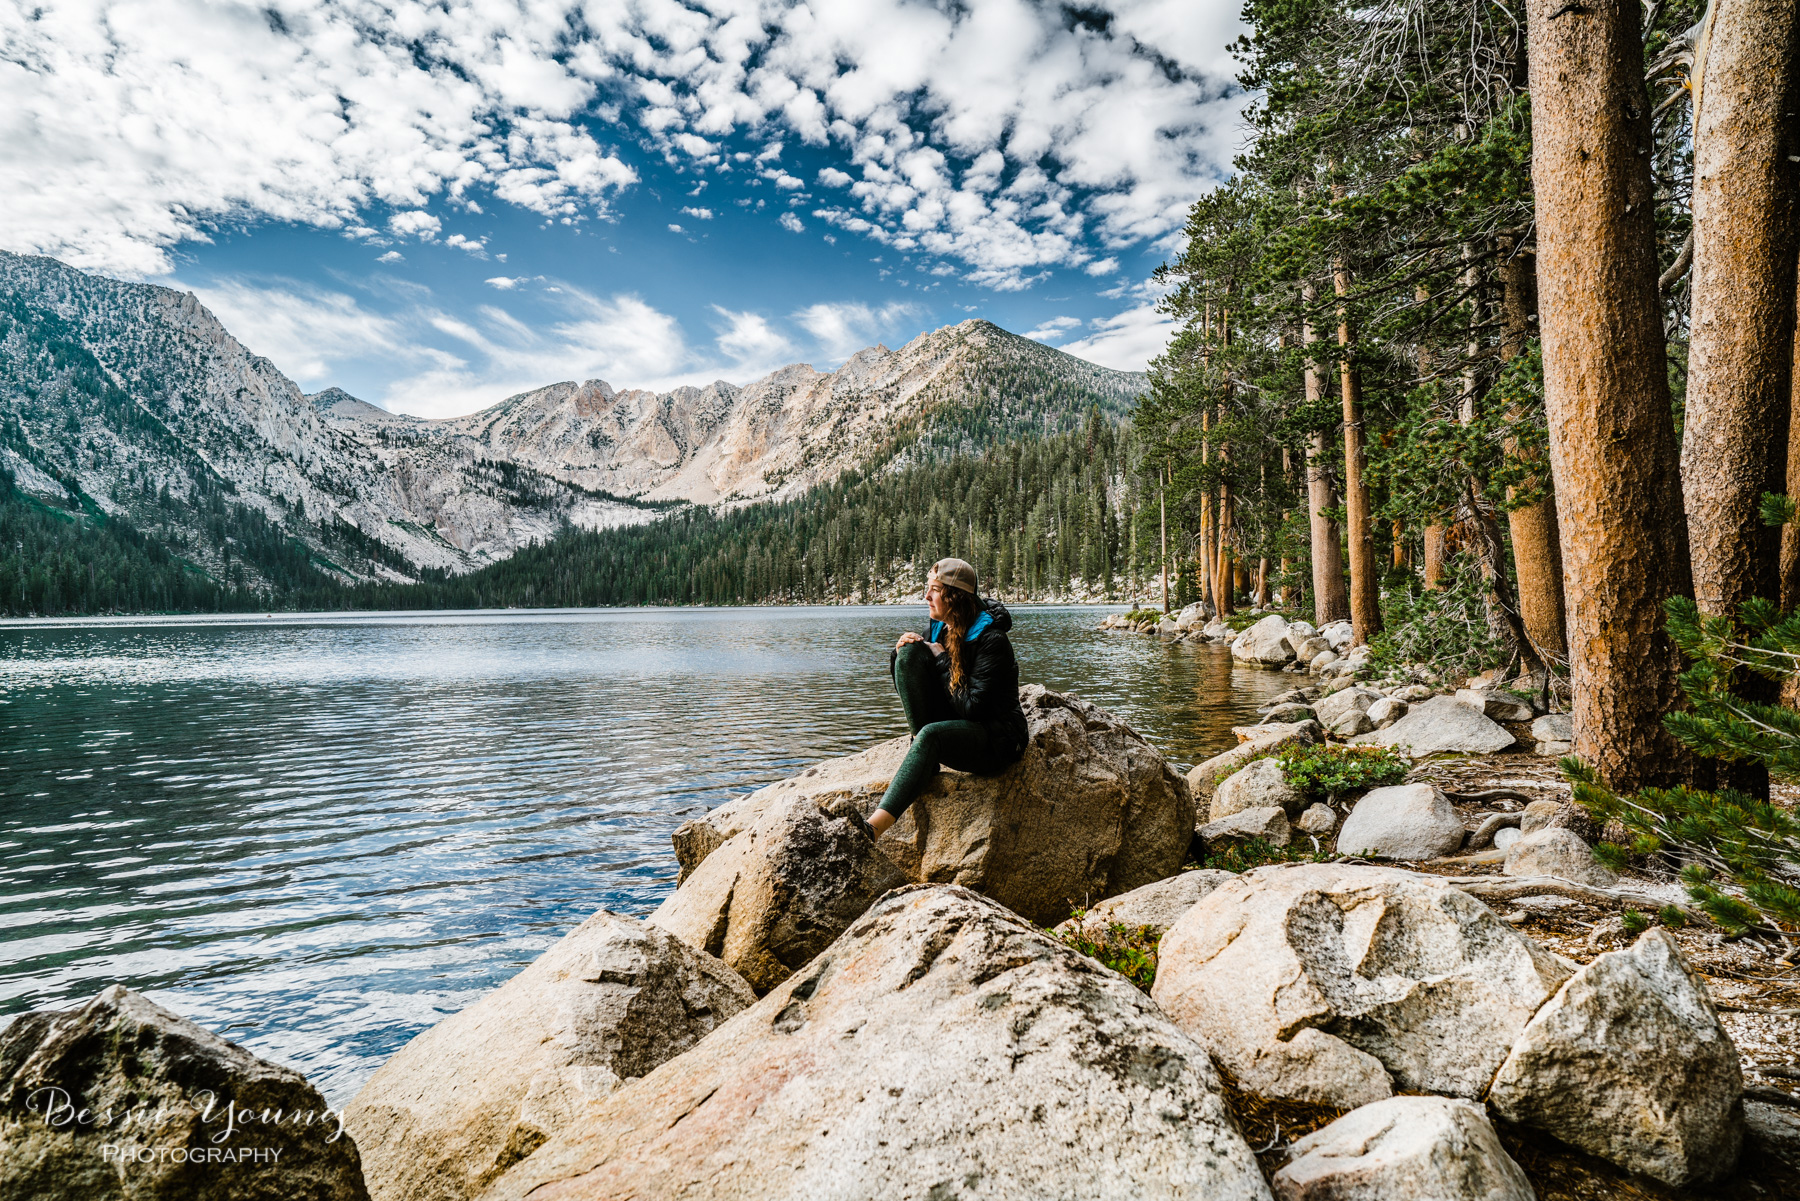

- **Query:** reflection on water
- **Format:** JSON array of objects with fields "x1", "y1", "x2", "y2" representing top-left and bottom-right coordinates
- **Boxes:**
[{"x1": 0, "y1": 605, "x2": 1289, "y2": 1103}]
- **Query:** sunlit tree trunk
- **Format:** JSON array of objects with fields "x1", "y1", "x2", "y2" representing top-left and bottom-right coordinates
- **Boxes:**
[
  {"x1": 1335, "y1": 260, "x2": 1382, "y2": 645},
  {"x1": 1526, "y1": 0, "x2": 1694, "y2": 790},
  {"x1": 1303, "y1": 278, "x2": 1350, "y2": 625},
  {"x1": 1500, "y1": 241, "x2": 1568, "y2": 660},
  {"x1": 1782, "y1": 253, "x2": 1800, "y2": 611},
  {"x1": 1683, "y1": 0, "x2": 1800, "y2": 617},
  {"x1": 1423, "y1": 525, "x2": 1446, "y2": 588}
]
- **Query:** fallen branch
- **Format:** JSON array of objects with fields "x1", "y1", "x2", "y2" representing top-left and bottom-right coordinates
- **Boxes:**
[
  {"x1": 1439, "y1": 874, "x2": 1700, "y2": 920},
  {"x1": 1717, "y1": 1004, "x2": 1800, "y2": 1017}
]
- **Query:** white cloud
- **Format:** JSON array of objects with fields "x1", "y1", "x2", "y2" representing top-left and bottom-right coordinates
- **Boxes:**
[
  {"x1": 793, "y1": 301, "x2": 919, "y2": 362},
  {"x1": 680, "y1": 206, "x2": 715, "y2": 220},
  {"x1": 390, "y1": 212, "x2": 441, "y2": 241},
  {"x1": 779, "y1": 212, "x2": 804, "y2": 233},
  {"x1": 0, "y1": 0, "x2": 635, "y2": 276},
  {"x1": 444, "y1": 233, "x2": 488, "y2": 257},
  {"x1": 1057, "y1": 304, "x2": 1174, "y2": 373},
  {"x1": 376, "y1": 251, "x2": 404, "y2": 264},
  {"x1": 182, "y1": 278, "x2": 408, "y2": 386},
  {"x1": 1023, "y1": 316, "x2": 1082, "y2": 342},
  {"x1": 484, "y1": 276, "x2": 521, "y2": 289},
  {"x1": 711, "y1": 306, "x2": 794, "y2": 368},
  {"x1": 1084, "y1": 257, "x2": 1120, "y2": 277},
  {"x1": 668, "y1": 223, "x2": 685, "y2": 233},
  {"x1": 0, "y1": 1, "x2": 1247, "y2": 286}
]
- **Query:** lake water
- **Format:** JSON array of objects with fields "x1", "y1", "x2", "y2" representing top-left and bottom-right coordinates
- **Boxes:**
[{"x1": 0, "y1": 605, "x2": 1289, "y2": 1104}]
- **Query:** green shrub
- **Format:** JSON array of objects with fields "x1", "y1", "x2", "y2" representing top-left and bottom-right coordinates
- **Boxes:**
[
  {"x1": 1224, "y1": 608, "x2": 1299, "y2": 631},
  {"x1": 1366, "y1": 556, "x2": 1502, "y2": 679},
  {"x1": 1278, "y1": 744, "x2": 1409, "y2": 803},
  {"x1": 1202, "y1": 837, "x2": 1333, "y2": 874},
  {"x1": 1056, "y1": 916, "x2": 1159, "y2": 990}
]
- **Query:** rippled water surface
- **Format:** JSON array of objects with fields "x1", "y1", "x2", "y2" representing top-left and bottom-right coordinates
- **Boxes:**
[{"x1": 0, "y1": 605, "x2": 1289, "y2": 1103}]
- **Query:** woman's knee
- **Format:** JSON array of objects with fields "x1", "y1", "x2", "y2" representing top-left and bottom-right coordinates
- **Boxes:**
[{"x1": 896, "y1": 641, "x2": 935, "y2": 669}]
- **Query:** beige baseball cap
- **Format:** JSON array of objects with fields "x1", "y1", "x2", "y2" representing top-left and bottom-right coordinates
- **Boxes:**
[{"x1": 929, "y1": 558, "x2": 978, "y2": 594}]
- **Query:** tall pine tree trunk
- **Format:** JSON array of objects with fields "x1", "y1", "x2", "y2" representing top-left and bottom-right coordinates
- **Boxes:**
[
  {"x1": 1782, "y1": 251, "x2": 1800, "y2": 611},
  {"x1": 1683, "y1": 0, "x2": 1800, "y2": 617},
  {"x1": 1526, "y1": 0, "x2": 1694, "y2": 790},
  {"x1": 1500, "y1": 241, "x2": 1569, "y2": 661},
  {"x1": 1423, "y1": 525, "x2": 1445, "y2": 588},
  {"x1": 1335, "y1": 261, "x2": 1382, "y2": 645},
  {"x1": 1303, "y1": 278, "x2": 1350, "y2": 625}
]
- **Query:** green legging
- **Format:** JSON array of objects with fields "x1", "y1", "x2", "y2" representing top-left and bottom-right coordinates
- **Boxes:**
[{"x1": 878, "y1": 642, "x2": 1014, "y2": 819}]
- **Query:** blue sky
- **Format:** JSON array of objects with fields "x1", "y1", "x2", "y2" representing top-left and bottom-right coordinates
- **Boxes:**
[{"x1": 1, "y1": 1, "x2": 1250, "y2": 418}]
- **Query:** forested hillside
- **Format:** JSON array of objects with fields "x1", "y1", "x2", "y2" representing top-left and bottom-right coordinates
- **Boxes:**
[{"x1": 341, "y1": 414, "x2": 1148, "y2": 609}]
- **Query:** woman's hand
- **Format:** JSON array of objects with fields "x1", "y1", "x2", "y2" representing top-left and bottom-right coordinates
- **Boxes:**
[{"x1": 895, "y1": 631, "x2": 924, "y2": 649}]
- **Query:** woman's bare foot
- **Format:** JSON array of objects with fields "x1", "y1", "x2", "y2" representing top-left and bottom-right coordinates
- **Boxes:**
[{"x1": 867, "y1": 809, "x2": 896, "y2": 836}]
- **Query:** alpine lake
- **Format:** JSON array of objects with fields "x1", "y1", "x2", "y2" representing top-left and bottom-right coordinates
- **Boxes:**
[{"x1": 0, "y1": 604, "x2": 1292, "y2": 1104}]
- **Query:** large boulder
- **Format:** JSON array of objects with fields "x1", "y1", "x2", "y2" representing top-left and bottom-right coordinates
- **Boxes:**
[
  {"x1": 1320, "y1": 620, "x2": 1354, "y2": 651},
  {"x1": 670, "y1": 686, "x2": 1194, "y2": 929},
  {"x1": 1151, "y1": 864, "x2": 1572, "y2": 1109},
  {"x1": 1489, "y1": 929, "x2": 1743, "y2": 1187},
  {"x1": 1335, "y1": 784, "x2": 1468, "y2": 861},
  {"x1": 482, "y1": 886, "x2": 1276, "y2": 1201},
  {"x1": 1053, "y1": 869, "x2": 1237, "y2": 941},
  {"x1": 1349, "y1": 695, "x2": 1516, "y2": 757},
  {"x1": 1189, "y1": 721, "x2": 1324, "y2": 801},
  {"x1": 344, "y1": 912, "x2": 755, "y2": 1201},
  {"x1": 1232, "y1": 614, "x2": 1298, "y2": 666},
  {"x1": 0, "y1": 985, "x2": 368, "y2": 1201},
  {"x1": 1272, "y1": 1096, "x2": 1534, "y2": 1201},
  {"x1": 652, "y1": 792, "x2": 906, "y2": 993},
  {"x1": 1502, "y1": 827, "x2": 1616, "y2": 887},
  {"x1": 1212, "y1": 756, "x2": 1307, "y2": 820}
]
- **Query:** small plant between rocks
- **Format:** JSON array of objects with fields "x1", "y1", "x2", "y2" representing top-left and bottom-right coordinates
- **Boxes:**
[
  {"x1": 1054, "y1": 914, "x2": 1159, "y2": 990},
  {"x1": 1277, "y1": 744, "x2": 1409, "y2": 804},
  {"x1": 1201, "y1": 838, "x2": 1334, "y2": 874}
]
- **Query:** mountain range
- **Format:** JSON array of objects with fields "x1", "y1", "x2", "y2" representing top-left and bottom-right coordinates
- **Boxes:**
[{"x1": 0, "y1": 250, "x2": 1144, "y2": 591}]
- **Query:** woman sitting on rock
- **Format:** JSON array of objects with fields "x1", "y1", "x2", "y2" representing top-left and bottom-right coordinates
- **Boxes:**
[{"x1": 869, "y1": 558, "x2": 1030, "y2": 835}]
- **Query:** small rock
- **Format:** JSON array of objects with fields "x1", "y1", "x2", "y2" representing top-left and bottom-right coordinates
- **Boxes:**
[
  {"x1": 1293, "y1": 635, "x2": 1332, "y2": 663},
  {"x1": 1297, "y1": 803, "x2": 1337, "y2": 835},
  {"x1": 1392, "y1": 684, "x2": 1436, "y2": 703},
  {"x1": 1272, "y1": 1096, "x2": 1534, "y2": 1201},
  {"x1": 1519, "y1": 799, "x2": 1562, "y2": 834},
  {"x1": 1203, "y1": 618, "x2": 1233, "y2": 640},
  {"x1": 1336, "y1": 784, "x2": 1468, "y2": 861},
  {"x1": 1053, "y1": 870, "x2": 1238, "y2": 941},
  {"x1": 1200, "y1": 805, "x2": 1291, "y2": 850},
  {"x1": 1314, "y1": 687, "x2": 1380, "y2": 730},
  {"x1": 1310, "y1": 650, "x2": 1340, "y2": 673},
  {"x1": 0, "y1": 986, "x2": 370, "y2": 1201},
  {"x1": 345, "y1": 912, "x2": 755, "y2": 1201},
  {"x1": 1503, "y1": 828, "x2": 1616, "y2": 887},
  {"x1": 1744, "y1": 1099, "x2": 1800, "y2": 1169},
  {"x1": 1158, "y1": 618, "x2": 1180, "y2": 636},
  {"x1": 1289, "y1": 620, "x2": 1318, "y2": 638},
  {"x1": 1536, "y1": 740, "x2": 1572, "y2": 757},
  {"x1": 1488, "y1": 929, "x2": 1744, "y2": 1187},
  {"x1": 1320, "y1": 621, "x2": 1354, "y2": 651},
  {"x1": 482, "y1": 886, "x2": 1275, "y2": 1201},
  {"x1": 1212, "y1": 757, "x2": 1307, "y2": 821},
  {"x1": 1456, "y1": 688, "x2": 1535, "y2": 723},
  {"x1": 1364, "y1": 697, "x2": 1408, "y2": 729},
  {"x1": 1349, "y1": 695, "x2": 1516, "y2": 757},
  {"x1": 1261, "y1": 702, "x2": 1317, "y2": 724},
  {"x1": 1152, "y1": 864, "x2": 1573, "y2": 1108},
  {"x1": 1491, "y1": 827, "x2": 1522, "y2": 852},
  {"x1": 1530, "y1": 714, "x2": 1573, "y2": 743},
  {"x1": 1327, "y1": 710, "x2": 1375, "y2": 737},
  {"x1": 1262, "y1": 689, "x2": 1310, "y2": 711}
]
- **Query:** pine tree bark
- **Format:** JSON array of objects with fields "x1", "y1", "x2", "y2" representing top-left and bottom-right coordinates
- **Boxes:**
[
  {"x1": 1682, "y1": 0, "x2": 1800, "y2": 617},
  {"x1": 1423, "y1": 525, "x2": 1445, "y2": 588},
  {"x1": 1526, "y1": 0, "x2": 1695, "y2": 790},
  {"x1": 1303, "y1": 278, "x2": 1350, "y2": 625},
  {"x1": 1335, "y1": 261, "x2": 1382, "y2": 645},
  {"x1": 1782, "y1": 252, "x2": 1800, "y2": 611},
  {"x1": 1500, "y1": 241, "x2": 1568, "y2": 660}
]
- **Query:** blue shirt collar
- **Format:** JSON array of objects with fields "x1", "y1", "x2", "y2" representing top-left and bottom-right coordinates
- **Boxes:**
[{"x1": 930, "y1": 610, "x2": 992, "y2": 643}]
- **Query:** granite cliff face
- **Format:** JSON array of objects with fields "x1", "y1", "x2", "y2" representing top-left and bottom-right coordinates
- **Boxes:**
[
  {"x1": 0, "y1": 252, "x2": 649, "y2": 583},
  {"x1": 1, "y1": 250, "x2": 1142, "y2": 587},
  {"x1": 421, "y1": 321, "x2": 1144, "y2": 505}
]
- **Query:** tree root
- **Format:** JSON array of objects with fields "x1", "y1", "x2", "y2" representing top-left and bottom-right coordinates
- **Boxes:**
[{"x1": 1441, "y1": 874, "x2": 1702, "y2": 921}]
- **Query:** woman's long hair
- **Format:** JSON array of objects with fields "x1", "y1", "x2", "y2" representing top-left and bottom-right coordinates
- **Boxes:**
[{"x1": 940, "y1": 586, "x2": 984, "y2": 694}]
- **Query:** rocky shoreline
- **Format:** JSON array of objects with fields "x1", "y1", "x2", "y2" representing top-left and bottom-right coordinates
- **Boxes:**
[{"x1": 4, "y1": 676, "x2": 1798, "y2": 1200}]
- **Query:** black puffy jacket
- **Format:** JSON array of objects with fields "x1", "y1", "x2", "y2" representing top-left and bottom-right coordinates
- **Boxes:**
[{"x1": 890, "y1": 598, "x2": 1030, "y2": 758}]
